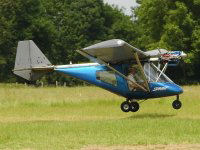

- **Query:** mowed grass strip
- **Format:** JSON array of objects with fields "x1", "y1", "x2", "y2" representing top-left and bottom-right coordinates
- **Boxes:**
[{"x1": 0, "y1": 84, "x2": 200, "y2": 149}]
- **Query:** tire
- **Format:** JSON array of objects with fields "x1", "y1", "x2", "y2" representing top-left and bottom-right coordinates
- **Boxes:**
[
  {"x1": 121, "y1": 101, "x2": 131, "y2": 112},
  {"x1": 172, "y1": 100, "x2": 182, "y2": 109},
  {"x1": 130, "y1": 102, "x2": 140, "y2": 112}
]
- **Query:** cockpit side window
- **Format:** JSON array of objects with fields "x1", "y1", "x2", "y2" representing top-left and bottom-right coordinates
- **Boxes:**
[
  {"x1": 144, "y1": 63, "x2": 173, "y2": 83},
  {"x1": 96, "y1": 71, "x2": 117, "y2": 86}
]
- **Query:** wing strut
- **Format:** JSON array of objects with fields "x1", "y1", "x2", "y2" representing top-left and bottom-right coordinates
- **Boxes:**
[
  {"x1": 77, "y1": 49, "x2": 148, "y2": 92},
  {"x1": 156, "y1": 62, "x2": 168, "y2": 82},
  {"x1": 134, "y1": 53, "x2": 150, "y2": 92}
]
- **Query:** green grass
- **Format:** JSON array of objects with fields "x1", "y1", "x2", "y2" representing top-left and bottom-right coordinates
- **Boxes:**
[{"x1": 0, "y1": 84, "x2": 200, "y2": 149}]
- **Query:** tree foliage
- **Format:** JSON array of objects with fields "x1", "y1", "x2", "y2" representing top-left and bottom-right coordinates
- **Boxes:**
[
  {"x1": 134, "y1": 0, "x2": 200, "y2": 83},
  {"x1": 0, "y1": 0, "x2": 137, "y2": 84},
  {"x1": 1, "y1": 0, "x2": 200, "y2": 84}
]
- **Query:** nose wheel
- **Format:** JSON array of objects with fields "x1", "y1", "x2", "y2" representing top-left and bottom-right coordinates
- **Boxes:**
[
  {"x1": 172, "y1": 95, "x2": 182, "y2": 109},
  {"x1": 120, "y1": 100, "x2": 140, "y2": 112}
]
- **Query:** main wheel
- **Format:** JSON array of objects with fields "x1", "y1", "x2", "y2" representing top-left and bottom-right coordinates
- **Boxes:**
[
  {"x1": 172, "y1": 100, "x2": 182, "y2": 109},
  {"x1": 130, "y1": 102, "x2": 140, "y2": 112},
  {"x1": 121, "y1": 101, "x2": 131, "y2": 112}
]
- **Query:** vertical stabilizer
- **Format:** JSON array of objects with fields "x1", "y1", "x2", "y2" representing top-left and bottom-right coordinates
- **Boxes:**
[{"x1": 14, "y1": 40, "x2": 53, "y2": 81}]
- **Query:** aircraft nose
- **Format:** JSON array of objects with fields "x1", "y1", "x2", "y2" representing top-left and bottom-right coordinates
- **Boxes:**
[{"x1": 168, "y1": 84, "x2": 183, "y2": 95}]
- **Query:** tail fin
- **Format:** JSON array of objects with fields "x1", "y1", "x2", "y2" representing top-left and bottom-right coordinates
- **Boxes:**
[{"x1": 13, "y1": 40, "x2": 54, "y2": 81}]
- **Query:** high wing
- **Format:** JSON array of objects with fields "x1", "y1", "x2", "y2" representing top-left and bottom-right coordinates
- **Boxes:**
[
  {"x1": 77, "y1": 39, "x2": 150, "y2": 92},
  {"x1": 77, "y1": 39, "x2": 149, "y2": 64},
  {"x1": 145, "y1": 49, "x2": 168, "y2": 57}
]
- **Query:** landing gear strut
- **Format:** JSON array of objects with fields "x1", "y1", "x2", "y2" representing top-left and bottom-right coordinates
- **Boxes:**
[
  {"x1": 120, "y1": 99, "x2": 140, "y2": 113},
  {"x1": 172, "y1": 95, "x2": 182, "y2": 109}
]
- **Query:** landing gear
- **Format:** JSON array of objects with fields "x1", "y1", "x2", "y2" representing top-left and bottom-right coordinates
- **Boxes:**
[
  {"x1": 172, "y1": 95, "x2": 182, "y2": 109},
  {"x1": 120, "y1": 100, "x2": 140, "y2": 113},
  {"x1": 130, "y1": 102, "x2": 140, "y2": 112},
  {"x1": 172, "y1": 100, "x2": 182, "y2": 109},
  {"x1": 121, "y1": 101, "x2": 131, "y2": 112}
]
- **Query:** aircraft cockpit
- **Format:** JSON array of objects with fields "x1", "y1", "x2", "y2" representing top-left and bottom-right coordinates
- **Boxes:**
[{"x1": 126, "y1": 62, "x2": 174, "y2": 92}]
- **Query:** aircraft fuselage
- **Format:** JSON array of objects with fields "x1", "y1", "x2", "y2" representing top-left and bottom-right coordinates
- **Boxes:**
[{"x1": 55, "y1": 63, "x2": 183, "y2": 100}]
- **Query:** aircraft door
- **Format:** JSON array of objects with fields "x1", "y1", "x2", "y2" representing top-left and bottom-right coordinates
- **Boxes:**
[{"x1": 126, "y1": 53, "x2": 149, "y2": 92}]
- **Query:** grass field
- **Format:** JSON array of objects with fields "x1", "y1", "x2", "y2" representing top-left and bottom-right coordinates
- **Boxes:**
[{"x1": 0, "y1": 84, "x2": 200, "y2": 149}]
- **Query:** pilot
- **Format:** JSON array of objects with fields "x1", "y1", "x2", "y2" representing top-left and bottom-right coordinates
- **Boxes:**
[{"x1": 127, "y1": 66, "x2": 137, "y2": 91}]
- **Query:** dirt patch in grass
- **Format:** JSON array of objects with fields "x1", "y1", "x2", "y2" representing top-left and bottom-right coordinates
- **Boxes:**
[{"x1": 81, "y1": 144, "x2": 200, "y2": 150}]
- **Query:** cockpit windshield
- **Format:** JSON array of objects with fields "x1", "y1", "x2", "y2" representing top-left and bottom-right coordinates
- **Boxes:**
[{"x1": 144, "y1": 63, "x2": 173, "y2": 83}]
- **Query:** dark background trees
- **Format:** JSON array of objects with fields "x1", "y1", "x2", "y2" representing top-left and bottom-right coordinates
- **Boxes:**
[
  {"x1": 0, "y1": 0, "x2": 199, "y2": 84},
  {"x1": 134, "y1": 0, "x2": 200, "y2": 83}
]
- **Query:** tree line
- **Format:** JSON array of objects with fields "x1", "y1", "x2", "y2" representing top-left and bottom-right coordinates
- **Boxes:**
[{"x1": 0, "y1": 0, "x2": 199, "y2": 85}]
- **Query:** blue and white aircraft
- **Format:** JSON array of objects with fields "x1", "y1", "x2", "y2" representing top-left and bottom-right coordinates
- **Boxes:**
[{"x1": 13, "y1": 39, "x2": 187, "y2": 112}]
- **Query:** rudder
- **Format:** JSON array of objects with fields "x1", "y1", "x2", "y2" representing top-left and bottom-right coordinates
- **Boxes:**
[{"x1": 14, "y1": 40, "x2": 53, "y2": 81}]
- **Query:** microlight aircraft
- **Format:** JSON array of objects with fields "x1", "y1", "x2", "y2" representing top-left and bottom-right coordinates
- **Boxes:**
[{"x1": 13, "y1": 39, "x2": 187, "y2": 112}]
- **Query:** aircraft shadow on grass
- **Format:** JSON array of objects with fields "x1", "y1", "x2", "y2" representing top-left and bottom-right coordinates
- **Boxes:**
[{"x1": 126, "y1": 113, "x2": 176, "y2": 119}]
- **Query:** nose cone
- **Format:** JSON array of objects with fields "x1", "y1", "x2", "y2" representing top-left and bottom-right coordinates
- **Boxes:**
[{"x1": 168, "y1": 84, "x2": 183, "y2": 95}]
